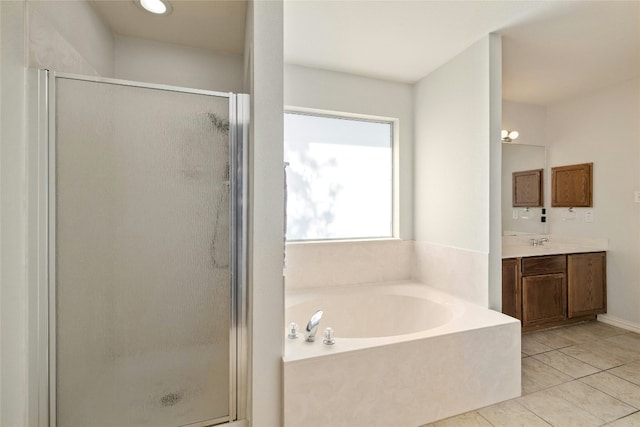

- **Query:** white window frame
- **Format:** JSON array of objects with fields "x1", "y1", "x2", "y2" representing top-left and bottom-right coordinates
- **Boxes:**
[{"x1": 284, "y1": 106, "x2": 400, "y2": 242}]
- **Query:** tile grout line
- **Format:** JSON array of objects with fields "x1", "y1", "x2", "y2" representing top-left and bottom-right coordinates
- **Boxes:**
[{"x1": 576, "y1": 374, "x2": 640, "y2": 411}]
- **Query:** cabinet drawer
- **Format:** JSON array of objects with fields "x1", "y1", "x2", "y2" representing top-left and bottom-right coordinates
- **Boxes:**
[{"x1": 522, "y1": 255, "x2": 566, "y2": 276}]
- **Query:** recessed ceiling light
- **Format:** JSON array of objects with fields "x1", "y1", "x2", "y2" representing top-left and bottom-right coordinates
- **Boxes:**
[{"x1": 135, "y1": 0, "x2": 173, "y2": 15}]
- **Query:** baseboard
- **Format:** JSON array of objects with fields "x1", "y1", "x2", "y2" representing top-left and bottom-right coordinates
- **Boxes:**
[{"x1": 597, "y1": 314, "x2": 640, "y2": 334}]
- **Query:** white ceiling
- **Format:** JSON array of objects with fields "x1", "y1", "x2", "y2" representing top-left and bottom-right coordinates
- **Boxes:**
[
  {"x1": 90, "y1": 0, "x2": 639, "y2": 106},
  {"x1": 284, "y1": 0, "x2": 640, "y2": 106}
]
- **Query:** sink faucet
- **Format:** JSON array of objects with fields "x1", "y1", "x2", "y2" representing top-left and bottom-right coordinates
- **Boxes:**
[
  {"x1": 304, "y1": 310, "x2": 324, "y2": 342},
  {"x1": 530, "y1": 238, "x2": 550, "y2": 246}
]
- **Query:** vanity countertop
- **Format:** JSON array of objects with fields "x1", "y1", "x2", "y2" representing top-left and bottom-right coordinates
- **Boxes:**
[{"x1": 502, "y1": 235, "x2": 608, "y2": 259}]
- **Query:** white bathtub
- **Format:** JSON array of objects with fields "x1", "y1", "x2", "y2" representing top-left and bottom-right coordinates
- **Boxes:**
[{"x1": 283, "y1": 281, "x2": 521, "y2": 427}]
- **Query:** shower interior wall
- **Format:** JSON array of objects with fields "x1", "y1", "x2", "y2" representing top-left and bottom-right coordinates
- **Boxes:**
[{"x1": 28, "y1": 0, "x2": 244, "y2": 92}]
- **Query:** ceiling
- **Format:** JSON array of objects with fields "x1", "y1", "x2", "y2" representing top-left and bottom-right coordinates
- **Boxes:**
[
  {"x1": 284, "y1": 0, "x2": 640, "y2": 106},
  {"x1": 90, "y1": 0, "x2": 640, "y2": 106},
  {"x1": 91, "y1": 0, "x2": 247, "y2": 55}
]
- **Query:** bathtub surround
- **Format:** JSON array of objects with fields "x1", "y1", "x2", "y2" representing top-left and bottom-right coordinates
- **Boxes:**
[
  {"x1": 413, "y1": 241, "x2": 489, "y2": 307},
  {"x1": 283, "y1": 282, "x2": 521, "y2": 427},
  {"x1": 284, "y1": 239, "x2": 490, "y2": 309},
  {"x1": 283, "y1": 240, "x2": 521, "y2": 426},
  {"x1": 284, "y1": 239, "x2": 413, "y2": 290}
]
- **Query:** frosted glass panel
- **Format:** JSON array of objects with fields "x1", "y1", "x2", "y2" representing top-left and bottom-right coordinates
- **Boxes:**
[
  {"x1": 284, "y1": 112, "x2": 393, "y2": 240},
  {"x1": 55, "y1": 78, "x2": 231, "y2": 427}
]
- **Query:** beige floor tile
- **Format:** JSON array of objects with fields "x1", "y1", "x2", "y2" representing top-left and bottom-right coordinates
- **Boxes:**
[
  {"x1": 478, "y1": 399, "x2": 551, "y2": 426},
  {"x1": 609, "y1": 361, "x2": 640, "y2": 387},
  {"x1": 579, "y1": 338, "x2": 639, "y2": 365},
  {"x1": 555, "y1": 324, "x2": 607, "y2": 344},
  {"x1": 580, "y1": 372, "x2": 640, "y2": 409},
  {"x1": 605, "y1": 411, "x2": 640, "y2": 427},
  {"x1": 533, "y1": 350, "x2": 600, "y2": 378},
  {"x1": 522, "y1": 356, "x2": 572, "y2": 395},
  {"x1": 430, "y1": 411, "x2": 492, "y2": 427},
  {"x1": 556, "y1": 322, "x2": 610, "y2": 344},
  {"x1": 525, "y1": 328, "x2": 581, "y2": 349},
  {"x1": 559, "y1": 342, "x2": 628, "y2": 371},
  {"x1": 518, "y1": 389, "x2": 606, "y2": 427},
  {"x1": 582, "y1": 321, "x2": 631, "y2": 338},
  {"x1": 545, "y1": 380, "x2": 636, "y2": 423},
  {"x1": 522, "y1": 334, "x2": 554, "y2": 356},
  {"x1": 605, "y1": 334, "x2": 640, "y2": 359}
]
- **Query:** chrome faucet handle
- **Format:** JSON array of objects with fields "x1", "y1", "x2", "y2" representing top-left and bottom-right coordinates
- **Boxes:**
[
  {"x1": 323, "y1": 327, "x2": 335, "y2": 345},
  {"x1": 539, "y1": 238, "x2": 549, "y2": 245},
  {"x1": 287, "y1": 322, "x2": 300, "y2": 339}
]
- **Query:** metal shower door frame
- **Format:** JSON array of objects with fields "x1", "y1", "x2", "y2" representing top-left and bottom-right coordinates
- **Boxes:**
[{"x1": 35, "y1": 69, "x2": 248, "y2": 427}]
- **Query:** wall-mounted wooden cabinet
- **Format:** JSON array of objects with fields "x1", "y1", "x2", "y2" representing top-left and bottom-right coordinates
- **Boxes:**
[
  {"x1": 502, "y1": 251, "x2": 606, "y2": 332},
  {"x1": 551, "y1": 163, "x2": 593, "y2": 207},
  {"x1": 513, "y1": 169, "x2": 544, "y2": 207}
]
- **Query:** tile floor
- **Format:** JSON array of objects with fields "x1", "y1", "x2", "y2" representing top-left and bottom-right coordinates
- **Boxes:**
[{"x1": 423, "y1": 321, "x2": 640, "y2": 427}]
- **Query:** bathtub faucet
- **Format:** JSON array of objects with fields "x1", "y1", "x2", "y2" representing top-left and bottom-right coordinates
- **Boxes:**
[{"x1": 304, "y1": 310, "x2": 324, "y2": 342}]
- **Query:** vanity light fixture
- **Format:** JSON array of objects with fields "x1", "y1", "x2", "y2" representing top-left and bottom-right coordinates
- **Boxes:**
[
  {"x1": 135, "y1": 0, "x2": 173, "y2": 15},
  {"x1": 501, "y1": 130, "x2": 519, "y2": 143}
]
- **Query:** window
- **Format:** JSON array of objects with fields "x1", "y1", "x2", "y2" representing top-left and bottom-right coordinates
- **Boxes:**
[{"x1": 284, "y1": 111, "x2": 394, "y2": 241}]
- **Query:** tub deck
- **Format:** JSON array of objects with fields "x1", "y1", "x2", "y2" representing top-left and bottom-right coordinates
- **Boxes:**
[{"x1": 283, "y1": 281, "x2": 521, "y2": 427}]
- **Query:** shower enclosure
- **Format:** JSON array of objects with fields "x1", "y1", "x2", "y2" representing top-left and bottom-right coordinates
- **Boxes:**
[{"x1": 36, "y1": 70, "x2": 248, "y2": 427}]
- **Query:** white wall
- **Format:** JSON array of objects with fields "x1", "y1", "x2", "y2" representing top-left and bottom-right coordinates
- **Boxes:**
[
  {"x1": 502, "y1": 101, "x2": 546, "y2": 147},
  {"x1": 413, "y1": 35, "x2": 502, "y2": 308},
  {"x1": 28, "y1": 0, "x2": 114, "y2": 76},
  {"x1": 244, "y1": 0, "x2": 284, "y2": 425},
  {"x1": 3, "y1": 2, "x2": 115, "y2": 424},
  {"x1": 114, "y1": 35, "x2": 244, "y2": 92},
  {"x1": 1, "y1": 2, "x2": 28, "y2": 426},
  {"x1": 284, "y1": 64, "x2": 414, "y2": 240},
  {"x1": 546, "y1": 77, "x2": 640, "y2": 329}
]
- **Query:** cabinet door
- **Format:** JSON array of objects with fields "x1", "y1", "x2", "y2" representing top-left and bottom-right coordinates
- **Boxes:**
[
  {"x1": 522, "y1": 273, "x2": 567, "y2": 327},
  {"x1": 568, "y1": 252, "x2": 606, "y2": 317},
  {"x1": 502, "y1": 258, "x2": 520, "y2": 320},
  {"x1": 551, "y1": 163, "x2": 593, "y2": 207}
]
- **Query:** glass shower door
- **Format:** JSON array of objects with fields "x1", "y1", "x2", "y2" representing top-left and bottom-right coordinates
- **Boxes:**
[{"x1": 52, "y1": 75, "x2": 239, "y2": 427}]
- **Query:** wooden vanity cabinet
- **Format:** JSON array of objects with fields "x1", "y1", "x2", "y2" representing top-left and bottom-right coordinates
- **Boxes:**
[
  {"x1": 502, "y1": 252, "x2": 606, "y2": 331},
  {"x1": 568, "y1": 252, "x2": 606, "y2": 318},
  {"x1": 521, "y1": 256, "x2": 567, "y2": 328},
  {"x1": 502, "y1": 258, "x2": 520, "y2": 319}
]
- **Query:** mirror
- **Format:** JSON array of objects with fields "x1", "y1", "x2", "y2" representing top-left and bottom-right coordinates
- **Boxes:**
[{"x1": 502, "y1": 143, "x2": 547, "y2": 235}]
